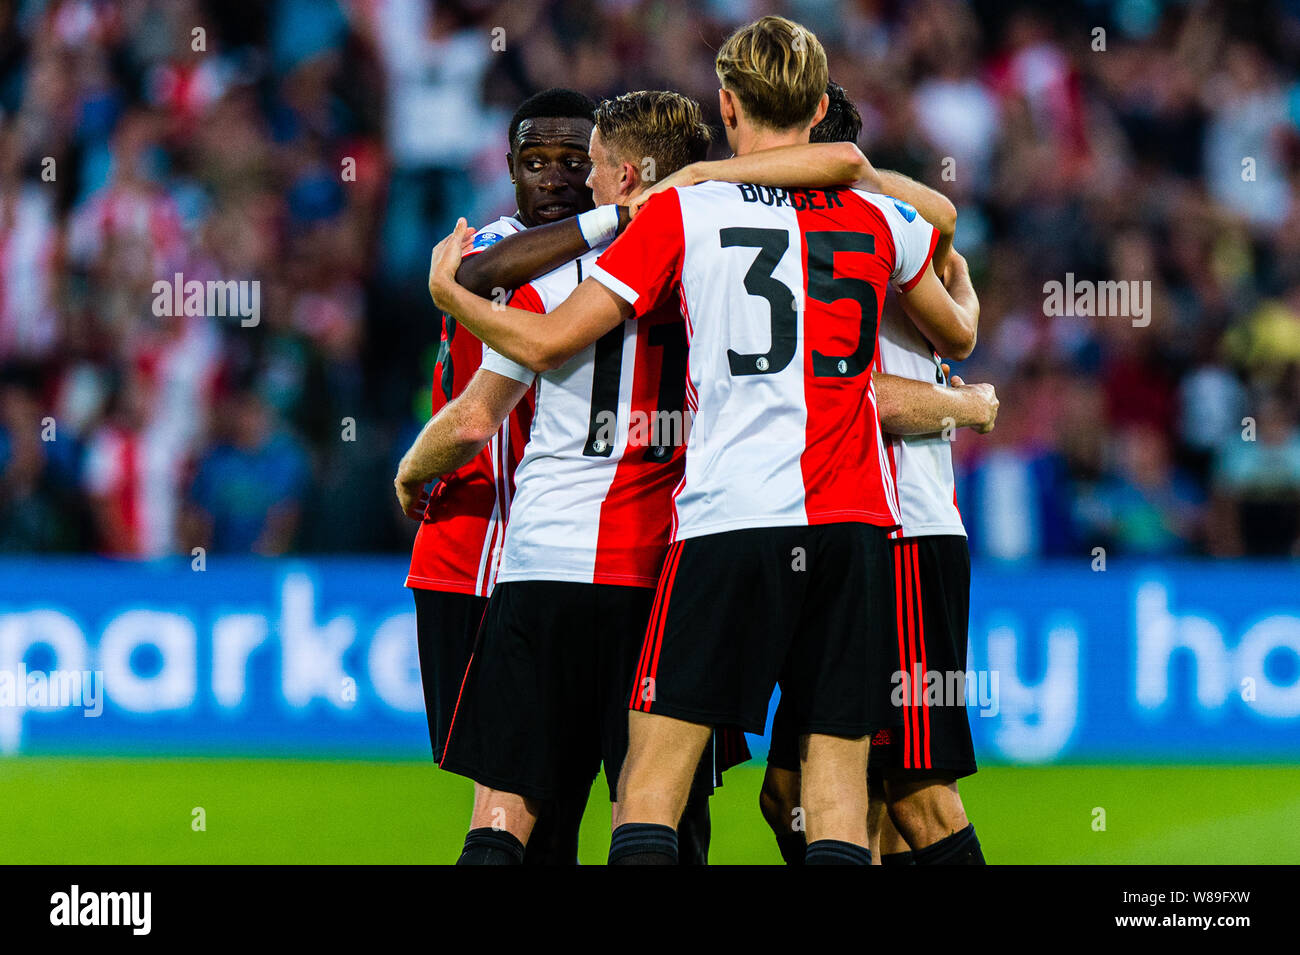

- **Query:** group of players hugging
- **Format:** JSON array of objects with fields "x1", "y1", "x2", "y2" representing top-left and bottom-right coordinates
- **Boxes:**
[{"x1": 394, "y1": 15, "x2": 999, "y2": 865}]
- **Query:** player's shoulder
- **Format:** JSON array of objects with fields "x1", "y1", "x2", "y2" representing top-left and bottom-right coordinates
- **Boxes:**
[
  {"x1": 527, "y1": 245, "x2": 600, "y2": 305},
  {"x1": 639, "y1": 180, "x2": 739, "y2": 218},
  {"x1": 469, "y1": 215, "x2": 525, "y2": 252},
  {"x1": 674, "y1": 180, "x2": 747, "y2": 204},
  {"x1": 850, "y1": 190, "x2": 926, "y2": 228}
]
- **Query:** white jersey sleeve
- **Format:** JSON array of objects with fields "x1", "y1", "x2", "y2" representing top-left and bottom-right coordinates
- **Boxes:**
[
  {"x1": 856, "y1": 193, "x2": 940, "y2": 292},
  {"x1": 479, "y1": 280, "x2": 541, "y2": 386},
  {"x1": 466, "y1": 215, "x2": 524, "y2": 255},
  {"x1": 480, "y1": 346, "x2": 535, "y2": 385}
]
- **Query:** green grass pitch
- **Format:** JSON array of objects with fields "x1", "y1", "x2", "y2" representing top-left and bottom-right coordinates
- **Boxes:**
[{"x1": 3, "y1": 758, "x2": 1296, "y2": 864}]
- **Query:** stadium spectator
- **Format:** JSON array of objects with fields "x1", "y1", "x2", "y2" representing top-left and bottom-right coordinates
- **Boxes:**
[
  {"x1": 1210, "y1": 395, "x2": 1300, "y2": 556},
  {"x1": 186, "y1": 389, "x2": 309, "y2": 555},
  {"x1": 0, "y1": 0, "x2": 1296, "y2": 562}
]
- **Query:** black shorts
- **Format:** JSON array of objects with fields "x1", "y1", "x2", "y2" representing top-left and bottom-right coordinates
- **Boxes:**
[
  {"x1": 441, "y1": 579, "x2": 736, "y2": 803},
  {"x1": 412, "y1": 588, "x2": 485, "y2": 764},
  {"x1": 631, "y1": 522, "x2": 896, "y2": 740},
  {"x1": 767, "y1": 535, "x2": 977, "y2": 778}
]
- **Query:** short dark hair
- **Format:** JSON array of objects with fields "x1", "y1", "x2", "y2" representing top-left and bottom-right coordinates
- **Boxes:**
[
  {"x1": 810, "y1": 82, "x2": 862, "y2": 145},
  {"x1": 508, "y1": 88, "x2": 597, "y2": 149},
  {"x1": 594, "y1": 91, "x2": 711, "y2": 180}
]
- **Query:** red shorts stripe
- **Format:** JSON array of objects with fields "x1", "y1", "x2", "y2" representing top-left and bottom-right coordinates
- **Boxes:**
[
  {"x1": 912, "y1": 542, "x2": 932, "y2": 769},
  {"x1": 904, "y1": 542, "x2": 921, "y2": 769},
  {"x1": 437, "y1": 650, "x2": 473, "y2": 768},
  {"x1": 894, "y1": 544, "x2": 911, "y2": 769},
  {"x1": 438, "y1": 604, "x2": 489, "y2": 765},
  {"x1": 638, "y1": 542, "x2": 684, "y2": 710},
  {"x1": 631, "y1": 541, "x2": 682, "y2": 710}
]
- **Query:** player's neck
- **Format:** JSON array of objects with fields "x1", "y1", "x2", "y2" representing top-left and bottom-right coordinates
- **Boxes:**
[{"x1": 733, "y1": 125, "x2": 809, "y2": 156}]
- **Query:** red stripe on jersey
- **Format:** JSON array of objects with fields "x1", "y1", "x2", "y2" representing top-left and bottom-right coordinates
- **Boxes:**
[
  {"x1": 592, "y1": 189, "x2": 687, "y2": 317},
  {"x1": 406, "y1": 282, "x2": 538, "y2": 595},
  {"x1": 592, "y1": 303, "x2": 687, "y2": 584},
  {"x1": 899, "y1": 227, "x2": 940, "y2": 293},
  {"x1": 873, "y1": 350, "x2": 905, "y2": 539},
  {"x1": 795, "y1": 191, "x2": 899, "y2": 529},
  {"x1": 671, "y1": 291, "x2": 697, "y2": 543}
]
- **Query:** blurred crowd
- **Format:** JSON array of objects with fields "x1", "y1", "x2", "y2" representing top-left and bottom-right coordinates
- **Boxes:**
[{"x1": 0, "y1": 0, "x2": 1298, "y2": 561}]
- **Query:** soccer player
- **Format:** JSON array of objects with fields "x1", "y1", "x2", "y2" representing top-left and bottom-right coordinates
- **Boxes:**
[
  {"x1": 426, "y1": 16, "x2": 980, "y2": 865},
  {"x1": 426, "y1": 90, "x2": 739, "y2": 865},
  {"x1": 655, "y1": 82, "x2": 993, "y2": 864},
  {"x1": 394, "y1": 87, "x2": 606, "y2": 864}
]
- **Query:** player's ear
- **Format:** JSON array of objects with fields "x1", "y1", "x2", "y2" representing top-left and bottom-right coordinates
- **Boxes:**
[
  {"x1": 809, "y1": 92, "x2": 829, "y2": 129},
  {"x1": 506, "y1": 152, "x2": 515, "y2": 182},
  {"x1": 619, "y1": 160, "x2": 640, "y2": 201},
  {"x1": 718, "y1": 88, "x2": 737, "y2": 129}
]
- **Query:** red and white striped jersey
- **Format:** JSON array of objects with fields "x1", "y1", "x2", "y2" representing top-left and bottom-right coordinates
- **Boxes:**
[
  {"x1": 876, "y1": 308, "x2": 966, "y2": 538},
  {"x1": 590, "y1": 182, "x2": 938, "y2": 541},
  {"x1": 405, "y1": 215, "x2": 535, "y2": 597},
  {"x1": 482, "y1": 245, "x2": 688, "y2": 587},
  {"x1": 83, "y1": 424, "x2": 187, "y2": 559}
]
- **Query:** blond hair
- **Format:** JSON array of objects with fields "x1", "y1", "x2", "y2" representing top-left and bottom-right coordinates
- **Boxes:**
[
  {"x1": 594, "y1": 90, "x2": 712, "y2": 179},
  {"x1": 715, "y1": 15, "x2": 828, "y2": 131}
]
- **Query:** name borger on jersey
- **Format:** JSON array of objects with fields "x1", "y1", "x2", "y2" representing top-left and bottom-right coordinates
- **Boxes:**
[{"x1": 589, "y1": 181, "x2": 939, "y2": 542}]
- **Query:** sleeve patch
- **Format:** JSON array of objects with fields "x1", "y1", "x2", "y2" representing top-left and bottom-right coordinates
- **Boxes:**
[
  {"x1": 892, "y1": 198, "x2": 918, "y2": 222},
  {"x1": 471, "y1": 231, "x2": 505, "y2": 250}
]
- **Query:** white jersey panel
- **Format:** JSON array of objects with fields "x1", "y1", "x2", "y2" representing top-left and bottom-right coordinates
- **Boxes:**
[
  {"x1": 878, "y1": 308, "x2": 966, "y2": 538},
  {"x1": 487, "y1": 247, "x2": 640, "y2": 584},
  {"x1": 672, "y1": 186, "x2": 810, "y2": 538}
]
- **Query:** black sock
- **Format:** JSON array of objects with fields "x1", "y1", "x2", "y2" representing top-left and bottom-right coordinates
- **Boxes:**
[
  {"x1": 456, "y1": 827, "x2": 525, "y2": 865},
  {"x1": 912, "y1": 824, "x2": 985, "y2": 865},
  {"x1": 775, "y1": 832, "x2": 807, "y2": 865},
  {"x1": 609, "y1": 823, "x2": 677, "y2": 865},
  {"x1": 523, "y1": 785, "x2": 590, "y2": 865},
  {"x1": 804, "y1": 839, "x2": 871, "y2": 865},
  {"x1": 880, "y1": 849, "x2": 915, "y2": 866},
  {"x1": 676, "y1": 789, "x2": 712, "y2": 866}
]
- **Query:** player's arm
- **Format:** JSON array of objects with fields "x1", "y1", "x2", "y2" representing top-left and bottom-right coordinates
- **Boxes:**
[
  {"x1": 430, "y1": 220, "x2": 631, "y2": 373},
  {"x1": 874, "y1": 372, "x2": 998, "y2": 435},
  {"x1": 454, "y1": 206, "x2": 628, "y2": 298},
  {"x1": 394, "y1": 368, "x2": 530, "y2": 518},
  {"x1": 873, "y1": 168, "x2": 955, "y2": 275},
  {"x1": 897, "y1": 249, "x2": 979, "y2": 360},
  {"x1": 630, "y1": 143, "x2": 956, "y2": 269}
]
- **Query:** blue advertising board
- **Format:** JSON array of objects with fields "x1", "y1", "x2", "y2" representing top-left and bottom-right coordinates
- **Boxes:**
[{"x1": 1, "y1": 558, "x2": 1297, "y2": 762}]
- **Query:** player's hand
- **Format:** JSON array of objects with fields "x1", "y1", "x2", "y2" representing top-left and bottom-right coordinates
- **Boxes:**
[
  {"x1": 954, "y1": 379, "x2": 998, "y2": 434},
  {"x1": 940, "y1": 249, "x2": 969, "y2": 291},
  {"x1": 428, "y1": 218, "x2": 470, "y2": 310},
  {"x1": 394, "y1": 474, "x2": 430, "y2": 521},
  {"x1": 628, "y1": 163, "x2": 702, "y2": 218},
  {"x1": 850, "y1": 153, "x2": 883, "y2": 193},
  {"x1": 460, "y1": 226, "x2": 478, "y2": 257}
]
